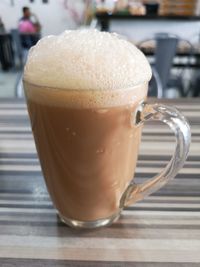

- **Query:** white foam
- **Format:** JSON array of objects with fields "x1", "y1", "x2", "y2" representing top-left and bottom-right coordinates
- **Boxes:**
[{"x1": 24, "y1": 29, "x2": 151, "y2": 91}]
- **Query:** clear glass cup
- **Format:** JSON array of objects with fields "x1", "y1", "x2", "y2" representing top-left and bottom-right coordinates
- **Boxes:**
[{"x1": 23, "y1": 81, "x2": 191, "y2": 229}]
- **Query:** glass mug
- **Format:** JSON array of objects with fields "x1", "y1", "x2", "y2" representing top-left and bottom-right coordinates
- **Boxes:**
[{"x1": 24, "y1": 81, "x2": 191, "y2": 229}]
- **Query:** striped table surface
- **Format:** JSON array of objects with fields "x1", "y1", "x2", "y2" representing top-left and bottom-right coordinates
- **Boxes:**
[{"x1": 0, "y1": 98, "x2": 199, "y2": 267}]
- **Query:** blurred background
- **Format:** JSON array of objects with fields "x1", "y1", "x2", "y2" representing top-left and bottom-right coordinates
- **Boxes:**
[{"x1": 0, "y1": 0, "x2": 200, "y2": 98}]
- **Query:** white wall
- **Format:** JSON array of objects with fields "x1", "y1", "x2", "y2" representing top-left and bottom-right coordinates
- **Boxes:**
[
  {"x1": 1, "y1": 0, "x2": 200, "y2": 44},
  {"x1": 0, "y1": 0, "x2": 84, "y2": 36},
  {"x1": 110, "y1": 20, "x2": 200, "y2": 44}
]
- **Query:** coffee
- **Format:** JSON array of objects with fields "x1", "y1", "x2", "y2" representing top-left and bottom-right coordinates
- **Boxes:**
[
  {"x1": 24, "y1": 82, "x2": 147, "y2": 220},
  {"x1": 23, "y1": 30, "x2": 151, "y2": 222}
]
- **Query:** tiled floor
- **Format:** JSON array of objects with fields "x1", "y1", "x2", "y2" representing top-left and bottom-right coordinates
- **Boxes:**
[{"x1": 0, "y1": 70, "x2": 22, "y2": 98}]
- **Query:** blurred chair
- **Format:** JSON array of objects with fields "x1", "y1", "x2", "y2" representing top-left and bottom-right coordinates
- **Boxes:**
[
  {"x1": 11, "y1": 29, "x2": 29, "y2": 98},
  {"x1": 149, "y1": 67, "x2": 163, "y2": 98},
  {"x1": 0, "y1": 33, "x2": 14, "y2": 71},
  {"x1": 11, "y1": 29, "x2": 30, "y2": 68},
  {"x1": 189, "y1": 73, "x2": 200, "y2": 97},
  {"x1": 139, "y1": 33, "x2": 194, "y2": 98}
]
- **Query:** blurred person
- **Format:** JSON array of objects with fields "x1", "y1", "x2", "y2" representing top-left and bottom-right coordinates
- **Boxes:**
[
  {"x1": 18, "y1": 7, "x2": 41, "y2": 49},
  {"x1": 18, "y1": 6, "x2": 41, "y2": 34}
]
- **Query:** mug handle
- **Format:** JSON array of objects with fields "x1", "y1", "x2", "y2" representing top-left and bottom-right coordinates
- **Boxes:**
[{"x1": 120, "y1": 102, "x2": 191, "y2": 208}]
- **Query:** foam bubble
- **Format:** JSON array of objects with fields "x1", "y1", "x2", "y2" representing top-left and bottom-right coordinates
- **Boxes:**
[{"x1": 24, "y1": 29, "x2": 151, "y2": 91}]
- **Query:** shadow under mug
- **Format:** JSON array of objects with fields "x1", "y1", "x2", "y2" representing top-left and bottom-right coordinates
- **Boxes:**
[{"x1": 24, "y1": 82, "x2": 191, "y2": 229}]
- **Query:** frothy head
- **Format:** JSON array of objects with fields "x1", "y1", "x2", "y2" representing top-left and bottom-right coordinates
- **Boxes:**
[{"x1": 24, "y1": 29, "x2": 151, "y2": 90}]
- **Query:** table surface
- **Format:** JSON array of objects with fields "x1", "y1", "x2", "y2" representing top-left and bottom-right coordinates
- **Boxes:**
[{"x1": 0, "y1": 98, "x2": 199, "y2": 266}]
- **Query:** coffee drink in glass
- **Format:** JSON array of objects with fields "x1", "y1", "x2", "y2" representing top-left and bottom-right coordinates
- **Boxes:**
[{"x1": 23, "y1": 30, "x2": 190, "y2": 228}]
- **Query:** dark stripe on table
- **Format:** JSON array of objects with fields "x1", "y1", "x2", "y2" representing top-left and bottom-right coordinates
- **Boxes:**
[{"x1": 0, "y1": 259, "x2": 199, "y2": 267}]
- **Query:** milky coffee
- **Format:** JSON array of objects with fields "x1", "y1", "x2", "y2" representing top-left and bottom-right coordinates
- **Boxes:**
[{"x1": 23, "y1": 30, "x2": 151, "y2": 221}]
